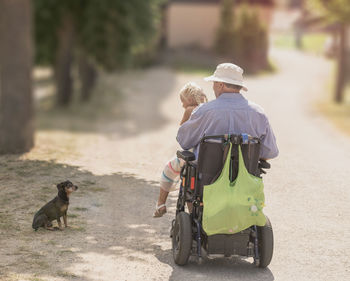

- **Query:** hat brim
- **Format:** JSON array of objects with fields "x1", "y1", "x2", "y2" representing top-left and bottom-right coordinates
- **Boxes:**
[{"x1": 204, "y1": 75, "x2": 248, "y2": 91}]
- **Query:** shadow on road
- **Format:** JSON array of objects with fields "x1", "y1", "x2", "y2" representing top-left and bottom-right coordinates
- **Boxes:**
[
  {"x1": 154, "y1": 247, "x2": 274, "y2": 281},
  {"x1": 35, "y1": 67, "x2": 177, "y2": 139},
  {"x1": 0, "y1": 156, "x2": 275, "y2": 280}
]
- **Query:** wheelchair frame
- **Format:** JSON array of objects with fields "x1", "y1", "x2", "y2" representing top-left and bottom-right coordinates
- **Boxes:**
[{"x1": 171, "y1": 134, "x2": 273, "y2": 267}]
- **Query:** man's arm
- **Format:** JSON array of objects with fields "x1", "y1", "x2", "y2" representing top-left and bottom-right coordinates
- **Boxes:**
[{"x1": 259, "y1": 117, "x2": 279, "y2": 160}]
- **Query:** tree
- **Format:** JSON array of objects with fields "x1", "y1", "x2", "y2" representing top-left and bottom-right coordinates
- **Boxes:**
[
  {"x1": 215, "y1": 0, "x2": 235, "y2": 56},
  {"x1": 34, "y1": 0, "x2": 89, "y2": 106},
  {"x1": 232, "y1": 5, "x2": 269, "y2": 73},
  {"x1": 0, "y1": 0, "x2": 34, "y2": 154},
  {"x1": 34, "y1": 0, "x2": 162, "y2": 105},
  {"x1": 215, "y1": 1, "x2": 269, "y2": 73},
  {"x1": 55, "y1": 11, "x2": 76, "y2": 105},
  {"x1": 312, "y1": 0, "x2": 350, "y2": 103}
]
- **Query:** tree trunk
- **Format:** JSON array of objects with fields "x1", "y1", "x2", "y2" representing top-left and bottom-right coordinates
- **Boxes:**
[
  {"x1": 55, "y1": 13, "x2": 75, "y2": 106},
  {"x1": 78, "y1": 54, "x2": 97, "y2": 102},
  {"x1": 0, "y1": 0, "x2": 34, "y2": 154},
  {"x1": 335, "y1": 24, "x2": 347, "y2": 103}
]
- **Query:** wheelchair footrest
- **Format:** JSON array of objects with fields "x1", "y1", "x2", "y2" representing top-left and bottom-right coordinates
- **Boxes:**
[{"x1": 206, "y1": 230, "x2": 250, "y2": 257}]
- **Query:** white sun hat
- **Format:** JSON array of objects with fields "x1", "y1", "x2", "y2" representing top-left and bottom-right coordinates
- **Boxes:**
[{"x1": 204, "y1": 63, "x2": 248, "y2": 91}]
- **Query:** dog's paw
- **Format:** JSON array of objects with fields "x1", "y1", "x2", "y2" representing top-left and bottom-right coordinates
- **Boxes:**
[{"x1": 46, "y1": 226, "x2": 57, "y2": 231}]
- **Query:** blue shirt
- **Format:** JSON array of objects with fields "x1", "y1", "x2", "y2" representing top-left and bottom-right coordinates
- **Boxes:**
[{"x1": 176, "y1": 93, "x2": 279, "y2": 159}]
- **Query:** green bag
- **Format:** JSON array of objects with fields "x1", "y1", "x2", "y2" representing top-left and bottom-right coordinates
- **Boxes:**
[{"x1": 202, "y1": 142, "x2": 266, "y2": 236}]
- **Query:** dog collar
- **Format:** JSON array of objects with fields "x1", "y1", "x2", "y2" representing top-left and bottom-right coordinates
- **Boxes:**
[{"x1": 58, "y1": 194, "x2": 69, "y2": 204}]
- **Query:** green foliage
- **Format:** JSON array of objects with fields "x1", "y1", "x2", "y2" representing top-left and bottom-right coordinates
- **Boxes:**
[
  {"x1": 273, "y1": 33, "x2": 328, "y2": 54},
  {"x1": 81, "y1": 0, "x2": 161, "y2": 70},
  {"x1": 310, "y1": 0, "x2": 350, "y2": 23},
  {"x1": 80, "y1": 1, "x2": 133, "y2": 70},
  {"x1": 34, "y1": 0, "x2": 60, "y2": 65},
  {"x1": 34, "y1": 0, "x2": 87, "y2": 65},
  {"x1": 34, "y1": 0, "x2": 162, "y2": 69}
]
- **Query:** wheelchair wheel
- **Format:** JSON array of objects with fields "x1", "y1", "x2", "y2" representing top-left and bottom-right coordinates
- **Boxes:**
[
  {"x1": 257, "y1": 216, "x2": 274, "y2": 268},
  {"x1": 172, "y1": 212, "x2": 192, "y2": 265}
]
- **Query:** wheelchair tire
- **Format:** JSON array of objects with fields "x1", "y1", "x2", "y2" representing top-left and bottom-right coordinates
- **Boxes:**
[
  {"x1": 172, "y1": 212, "x2": 192, "y2": 265},
  {"x1": 257, "y1": 216, "x2": 274, "y2": 268}
]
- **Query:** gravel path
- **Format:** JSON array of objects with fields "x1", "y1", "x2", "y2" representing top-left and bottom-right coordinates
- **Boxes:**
[
  {"x1": 62, "y1": 48, "x2": 350, "y2": 281},
  {"x1": 2, "y1": 48, "x2": 349, "y2": 281}
]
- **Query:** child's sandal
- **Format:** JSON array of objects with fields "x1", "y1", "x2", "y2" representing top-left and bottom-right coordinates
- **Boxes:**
[{"x1": 153, "y1": 203, "x2": 167, "y2": 218}]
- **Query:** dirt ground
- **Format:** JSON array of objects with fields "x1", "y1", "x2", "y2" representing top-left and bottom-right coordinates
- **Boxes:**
[{"x1": 1, "y1": 48, "x2": 350, "y2": 281}]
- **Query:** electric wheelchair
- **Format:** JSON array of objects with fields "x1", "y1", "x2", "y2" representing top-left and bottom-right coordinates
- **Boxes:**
[{"x1": 170, "y1": 134, "x2": 273, "y2": 267}]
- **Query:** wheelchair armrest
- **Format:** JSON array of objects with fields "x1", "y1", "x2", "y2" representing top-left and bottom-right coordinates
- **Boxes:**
[
  {"x1": 177, "y1": 150, "x2": 196, "y2": 162},
  {"x1": 258, "y1": 159, "x2": 271, "y2": 169}
]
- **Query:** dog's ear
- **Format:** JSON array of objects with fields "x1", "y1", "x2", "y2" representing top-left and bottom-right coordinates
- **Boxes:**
[{"x1": 57, "y1": 182, "x2": 64, "y2": 190}]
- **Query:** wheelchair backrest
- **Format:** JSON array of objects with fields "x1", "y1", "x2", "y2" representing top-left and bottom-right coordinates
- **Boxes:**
[{"x1": 196, "y1": 134, "x2": 260, "y2": 196}]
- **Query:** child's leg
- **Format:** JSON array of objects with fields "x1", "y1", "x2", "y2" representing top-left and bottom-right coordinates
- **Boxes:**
[
  {"x1": 157, "y1": 188, "x2": 169, "y2": 207},
  {"x1": 160, "y1": 156, "x2": 183, "y2": 192},
  {"x1": 154, "y1": 157, "x2": 184, "y2": 217}
]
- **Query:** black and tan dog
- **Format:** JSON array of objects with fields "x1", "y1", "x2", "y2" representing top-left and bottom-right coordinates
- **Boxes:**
[{"x1": 32, "y1": 180, "x2": 78, "y2": 231}]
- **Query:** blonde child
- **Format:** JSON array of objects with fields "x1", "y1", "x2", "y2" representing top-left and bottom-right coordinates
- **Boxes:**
[{"x1": 154, "y1": 82, "x2": 208, "y2": 217}]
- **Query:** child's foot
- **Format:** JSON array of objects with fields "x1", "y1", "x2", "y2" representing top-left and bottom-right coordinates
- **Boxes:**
[{"x1": 153, "y1": 204, "x2": 167, "y2": 218}]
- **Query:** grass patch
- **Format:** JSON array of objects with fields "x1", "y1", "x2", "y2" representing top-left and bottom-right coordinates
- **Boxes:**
[
  {"x1": 32, "y1": 260, "x2": 49, "y2": 268},
  {"x1": 88, "y1": 187, "x2": 106, "y2": 192},
  {"x1": 57, "y1": 271, "x2": 78, "y2": 278},
  {"x1": 28, "y1": 252, "x2": 44, "y2": 259},
  {"x1": 29, "y1": 278, "x2": 48, "y2": 281},
  {"x1": 303, "y1": 33, "x2": 328, "y2": 54},
  {"x1": 272, "y1": 33, "x2": 294, "y2": 49},
  {"x1": 317, "y1": 88, "x2": 350, "y2": 136},
  {"x1": 59, "y1": 249, "x2": 74, "y2": 255},
  {"x1": 273, "y1": 32, "x2": 328, "y2": 55},
  {"x1": 316, "y1": 59, "x2": 350, "y2": 136},
  {"x1": 172, "y1": 61, "x2": 213, "y2": 76},
  {"x1": 173, "y1": 60, "x2": 278, "y2": 76},
  {"x1": 81, "y1": 179, "x2": 96, "y2": 185},
  {"x1": 68, "y1": 213, "x2": 79, "y2": 218},
  {"x1": 74, "y1": 207, "x2": 88, "y2": 212},
  {"x1": 71, "y1": 226, "x2": 86, "y2": 232}
]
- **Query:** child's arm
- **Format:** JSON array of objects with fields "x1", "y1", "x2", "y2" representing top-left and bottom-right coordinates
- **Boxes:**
[{"x1": 180, "y1": 106, "x2": 196, "y2": 125}]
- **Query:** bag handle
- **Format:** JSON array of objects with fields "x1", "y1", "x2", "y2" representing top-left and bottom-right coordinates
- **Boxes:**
[
  {"x1": 227, "y1": 143, "x2": 249, "y2": 184},
  {"x1": 216, "y1": 141, "x2": 232, "y2": 184},
  {"x1": 214, "y1": 136, "x2": 252, "y2": 185}
]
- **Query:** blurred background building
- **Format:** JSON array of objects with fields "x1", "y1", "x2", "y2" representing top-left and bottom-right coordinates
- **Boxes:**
[
  {"x1": 0, "y1": 0, "x2": 349, "y2": 154},
  {"x1": 164, "y1": 0, "x2": 274, "y2": 49}
]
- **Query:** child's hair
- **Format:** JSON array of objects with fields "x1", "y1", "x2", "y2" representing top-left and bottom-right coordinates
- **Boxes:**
[{"x1": 179, "y1": 82, "x2": 208, "y2": 105}]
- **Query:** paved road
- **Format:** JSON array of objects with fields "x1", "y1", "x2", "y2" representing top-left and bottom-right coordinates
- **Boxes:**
[{"x1": 65, "y1": 48, "x2": 350, "y2": 281}]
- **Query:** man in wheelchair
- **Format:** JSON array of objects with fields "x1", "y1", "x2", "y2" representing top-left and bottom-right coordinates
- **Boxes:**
[{"x1": 171, "y1": 63, "x2": 279, "y2": 268}]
